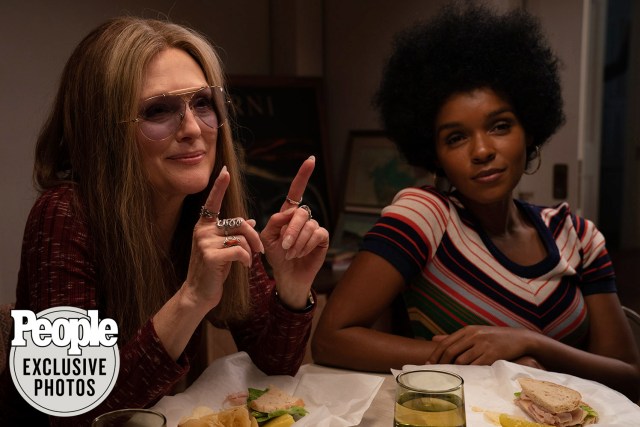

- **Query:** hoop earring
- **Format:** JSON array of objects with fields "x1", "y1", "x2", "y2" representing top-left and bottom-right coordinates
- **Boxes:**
[{"x1": 524, "y1": 146, "x2": 542, "y2": 175}]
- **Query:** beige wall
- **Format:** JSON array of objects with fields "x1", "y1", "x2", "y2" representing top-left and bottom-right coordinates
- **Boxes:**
[
  {"x1": 517, "y1": 0, "x2": 585, "y2": 209},
  {"x1": 323, "y1": 0, "x2": 447, "y2": 187},
  {"x1": 0, "y1": 0, "x2": 592, "y2": 304}
]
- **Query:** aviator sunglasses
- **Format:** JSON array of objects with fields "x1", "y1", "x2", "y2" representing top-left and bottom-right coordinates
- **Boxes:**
[{"x1": 121, "y1": 85, "x2": 230, "y2": 141}]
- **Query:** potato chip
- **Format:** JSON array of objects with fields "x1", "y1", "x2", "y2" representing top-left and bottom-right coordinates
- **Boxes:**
[
  {"x1": 217, "y1": 406, "x2": 255, "y2": 427},
  {"x1": 178, "y1": 405, "x2": 258, "y2": 427}
]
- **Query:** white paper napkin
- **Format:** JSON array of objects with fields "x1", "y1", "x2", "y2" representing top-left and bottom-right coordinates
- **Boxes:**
[
  {"x1": 393, "y1": 360, "x2": 640, "y2": 427},
  {"x1": 152, "y1": 352, "x2": 384, "y2": 427}
]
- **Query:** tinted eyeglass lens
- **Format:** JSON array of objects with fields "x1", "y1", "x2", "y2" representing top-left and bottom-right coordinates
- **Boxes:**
[
  {"x1": 139, "y1": 96, "x2": 184, "y2": 141},
  {"x1": 210, "y1": 86, "x2": 228, "y2": 127},
  {"x1": 138, "y1": 86, "x2": 227, "y2": 141},
  {"x1": 190, "y1": 87, "x2": 218, "y2": 129}
]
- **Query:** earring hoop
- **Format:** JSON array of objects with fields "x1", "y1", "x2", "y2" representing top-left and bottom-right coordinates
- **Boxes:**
[{"x1": 524, "y1": 146, "x2": 542, "y2": 175}]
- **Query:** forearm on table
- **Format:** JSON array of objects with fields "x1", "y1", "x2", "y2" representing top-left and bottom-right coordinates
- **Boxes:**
[{"x1": 313, "y1": 327, "x2": 435, "y2": 372}]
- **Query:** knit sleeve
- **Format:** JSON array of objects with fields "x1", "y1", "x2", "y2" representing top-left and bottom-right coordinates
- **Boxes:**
[
  {"x1": 226, "y1": 254, "x2": 315, "y2": 376},
  {"x1": 11, "y1": 185, "x2": 191, "y2": 426}
]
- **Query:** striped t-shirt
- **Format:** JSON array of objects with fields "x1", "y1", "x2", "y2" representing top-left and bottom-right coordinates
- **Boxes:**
[{"x1": 361, "y1": 186, "x2": 616, "y2": 347}]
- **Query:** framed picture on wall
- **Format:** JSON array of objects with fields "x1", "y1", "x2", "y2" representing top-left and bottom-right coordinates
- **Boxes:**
[
  {"x1": 329, "y1": 130, "x2": 433, "y2": 254},
  {"x1": 227, "y1": 75, "x2": 334, "y2": 231},
  {"x1": 342, "y1": 130, "x2": 433, "y2": 214}
]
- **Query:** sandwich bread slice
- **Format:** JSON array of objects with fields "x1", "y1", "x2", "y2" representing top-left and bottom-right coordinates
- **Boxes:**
[
  {"x1": 248, "y1": 385, "x2": 305, "y2": 413},
  {"x1": 514, "y1": 378, "x2": 598, "y2": 427}
]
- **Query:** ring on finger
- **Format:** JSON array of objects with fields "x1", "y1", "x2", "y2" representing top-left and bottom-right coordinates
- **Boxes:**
[
  {"x1": 216, "y1": 217, "x2": 244, "y2": 229},
  {"x1": 223, "y1": 235, "x2": 241, "y2": 248},
  {"x1": 199, "y1": 206, "x2": 220, "y2": 219},
  {"x1": 286, "y1": 196, "x2": 302, "y2": 206},
  {"x1": 298, "y1": 204, "x2": 312, "y2": 221}
]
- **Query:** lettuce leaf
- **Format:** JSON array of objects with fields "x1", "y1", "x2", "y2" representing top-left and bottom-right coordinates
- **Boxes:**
[
  {"x1": 246, "y1": 387, "x2": 308, "y2": 424},
  {"x1": 580, "y1": 404, "x2": 598, "y2": 418},
  {"x1": 248, "y1": 387, "x2": 268, "y2": 402},
  {"x1": 249, "y1": 406, "x2": 307, "y2": 423}
]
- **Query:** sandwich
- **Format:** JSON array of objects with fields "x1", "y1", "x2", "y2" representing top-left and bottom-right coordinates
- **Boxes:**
[
  {"x1": 513, "y1": 378, "x2": 598, "y2": 427},
  {"x1": 247, "y1": 385, "x2": 307, "y2": 425}
]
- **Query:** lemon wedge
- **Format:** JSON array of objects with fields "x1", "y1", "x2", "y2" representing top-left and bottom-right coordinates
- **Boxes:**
[
  {"x1": 262, "y1": 414, "x2": 295, "y2": 427},
  {"x1": 499, "y1": 413, "x2": 554, "y2": 427}
]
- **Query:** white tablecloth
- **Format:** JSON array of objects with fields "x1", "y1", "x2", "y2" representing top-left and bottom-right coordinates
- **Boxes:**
[{"x1": 152, "y1": 352, "x2": 640, "y2": 427}]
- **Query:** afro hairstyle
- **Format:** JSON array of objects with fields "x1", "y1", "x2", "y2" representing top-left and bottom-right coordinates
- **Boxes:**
[{"x1": 373, "y1": 1, "x2": 565, "y2": 173}]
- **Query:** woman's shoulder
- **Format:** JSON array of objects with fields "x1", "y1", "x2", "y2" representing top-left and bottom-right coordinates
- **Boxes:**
[
  {"x1": 381, "y1": 185, "x2": 454, "y2": 229},
  {"x1": 38, "y1": 182, "x2": 78, "y2": 201},
  {"x1": 518, "y1": 199, "x2": 594, "y2": 236},
  {"x1": 519, "y1": 199, "x2": 569, "y2": 214},
  {"x1": 385, "y1": 185, "x2": 454, "y2": 217},
  {"x1": 391, "y1": 184, "x2": 450, "y2": 205},
  {"x1": 31, "y1": 183, "x2": 83, "y2": 220},
  {"x1": 519, "y1": 199, "x2": 576, "y2": 221},
  {"x1": 22, "y1": 184, "x2": 90, "y2": 255}
]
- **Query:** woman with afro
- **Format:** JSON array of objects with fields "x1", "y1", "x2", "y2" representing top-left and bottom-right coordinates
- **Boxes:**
[{"x1": 312, "y1": 2, "x2": 640, "y2": 401}]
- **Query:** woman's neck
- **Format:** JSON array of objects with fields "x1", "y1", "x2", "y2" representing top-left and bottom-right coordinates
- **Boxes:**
[
  {"x1": 458, "y1": 194, "x2": 525, "y2": 238},
  {"x1": 457, "y1": 194, "x2": 547, "y2": 266}
]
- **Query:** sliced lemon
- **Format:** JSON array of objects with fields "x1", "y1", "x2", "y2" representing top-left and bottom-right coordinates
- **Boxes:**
[
  {"x1": 499, "y1": 413, "x2": 554, "y2": 427},
  {"x1": 262, "y1": 414, "x2": 295, "y2": 427}
]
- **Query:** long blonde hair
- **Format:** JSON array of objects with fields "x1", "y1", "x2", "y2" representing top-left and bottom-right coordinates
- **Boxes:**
[{"x1": 34, "y1": 17, "x2": 250, "y2": 340}]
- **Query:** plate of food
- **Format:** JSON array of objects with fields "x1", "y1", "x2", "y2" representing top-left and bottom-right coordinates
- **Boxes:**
[
  {"x1": 177, "y1": 385, "x2": 307, "y2": 427},
  {"x1": 152, "y1": 352, "x2": 384, "y2": 427},
  {"x1": 394, "y1": 360, "x2": 640, "y2": 427}
]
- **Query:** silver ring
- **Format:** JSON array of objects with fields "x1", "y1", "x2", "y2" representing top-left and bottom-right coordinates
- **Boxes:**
[
  {"x1": 299, "y1": 204, "x2": 312, "y2": 221},
  {"x1": 216, "y1": 218, "x2": 244, "y2": 229},
  {"x1": 223, "y1": 235, "x2": 241, "y2": 248},
  {"x1": 286, "y1": 196, "x2": 302, "y2": 206},
  {"x1": 200, "y1": 206, "x2": 219, "y2": 219}
]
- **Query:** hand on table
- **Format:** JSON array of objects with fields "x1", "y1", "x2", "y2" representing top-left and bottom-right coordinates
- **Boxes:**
[{"x1": 428, "y1": 325, "x2": 540, "y2": 366}]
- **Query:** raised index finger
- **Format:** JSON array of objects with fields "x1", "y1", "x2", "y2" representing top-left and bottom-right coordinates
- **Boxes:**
[
  {"x1": 280, "y1": 156, "x2": 315, "y2": 212},
  {"x1": 200, "y1": 166, "x2": 230, "y2": 223}
]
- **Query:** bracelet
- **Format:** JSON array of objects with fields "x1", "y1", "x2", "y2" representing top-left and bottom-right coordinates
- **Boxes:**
[{"x1": 274, "y1": 289, "x2": 315, "y2": 312}]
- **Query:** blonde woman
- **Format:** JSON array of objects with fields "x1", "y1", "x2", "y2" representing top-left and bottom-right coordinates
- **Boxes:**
[{"x1": 1, "y1": 17, "x2": 329, "y2": 425}]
